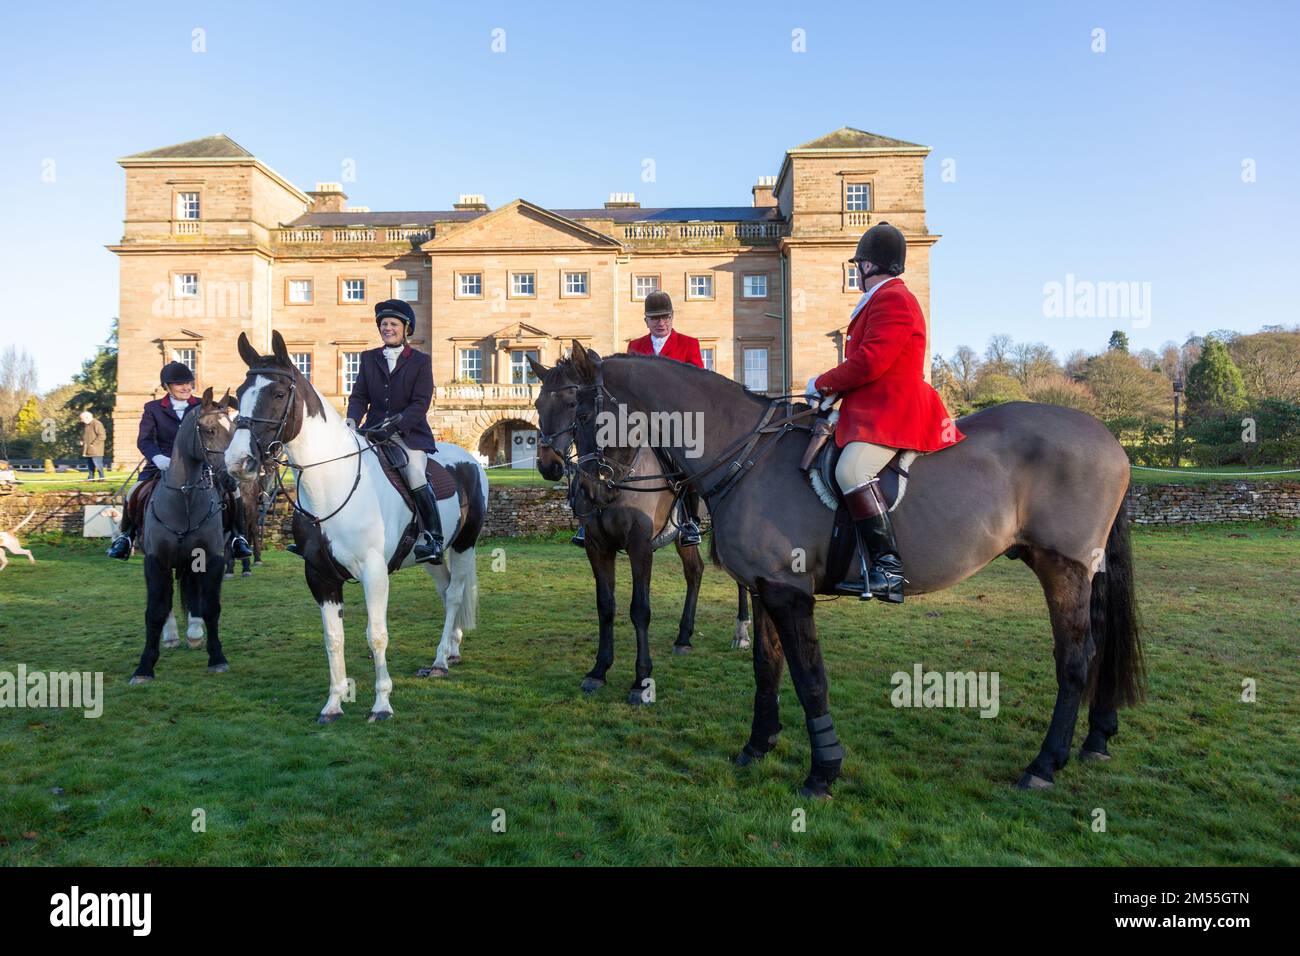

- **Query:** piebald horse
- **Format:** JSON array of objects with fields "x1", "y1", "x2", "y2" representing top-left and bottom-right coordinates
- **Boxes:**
[{"x1": 226, "y1": 332, "x2": 488, "y2": 723}]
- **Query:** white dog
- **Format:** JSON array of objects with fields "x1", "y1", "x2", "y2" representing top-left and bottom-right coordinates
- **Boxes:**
[{"x1": 0, "y1": 510, "x2": 36, "y2": 571}]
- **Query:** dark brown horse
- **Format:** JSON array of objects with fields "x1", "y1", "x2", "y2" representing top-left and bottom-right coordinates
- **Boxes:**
[
  {"x1": 561, "y1": 344, "x2": 1144, "y2": 797},
  {"x1": 533, "y1": 357, "x2": 752, "y2": 705}
]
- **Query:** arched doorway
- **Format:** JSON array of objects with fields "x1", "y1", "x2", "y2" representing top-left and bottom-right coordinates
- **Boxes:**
[{"x1": 479, "y1": 418, "x2": 538, "y2": 469}]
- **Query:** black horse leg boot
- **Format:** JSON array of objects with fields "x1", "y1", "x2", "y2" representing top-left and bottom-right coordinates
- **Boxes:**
[
  {"x1": 411, "y1": 483, "x2": 445, "y2": 565},
  {"x1": 862, "y1": 480, "x2": 906, "y2": 603}
]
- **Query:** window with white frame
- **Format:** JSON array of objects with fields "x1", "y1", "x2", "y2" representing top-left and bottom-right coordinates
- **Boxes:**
[
  {"x1": 742, "y1": 274, "x2": 768, "y2": 298},
  {"x1": 458, "y1": 273, "x2": 482, "y2": 297},
  {"x1": 845, "y1": 183, "x2": 871, "y2": 211},
  {"x1": 174, "y1": 348, "x2": 196, "y2": 373},
  {"x1": 343, "y1": 352, "x2": 362, "y2": 393},
  {"x1": 510, "y1": 272, "x2": 536, "y2": 297},
  {"x1": 847, "y1": 263, "x2": 860, "y2": 291},
  {"x1": 288, "y1": 279, "x2": 313, "y2": 304},
  {"x1": 701, "y1": 347, "x2": 715, "y2": 371},
  {"x1": 687, "y1": 274, "x2": 713, "y2": 299},
  {"x1": 633, "y1": 275, "x2": 659, "y2": 300},
  {"x1": 290, "y1": 352, "x2": 312, "y2": 382},
  {"x1": 177, "y1": 191, "x2": 200, "y2": 220},
  {"x1": 743, "y1": 348, "x2": 768, "y2": 393},
  {"x1": 459, "y1": 348, "x2": 483, "y2": 383},
  {"x1": 394, "y1": 278, "x2": 419, "y2": 302},
  {"x1": 342, "y1": 279, "x2": 365, "y2": 303},
  {"x1": 174, "y1": 273, "x2": 198, "y2": 298},
  {"x1": 563, "y1": 271, "x2": 588, "y2": 296},
  {"x1": 510, "y1": 350, "x2": 540, "y2": 385}
]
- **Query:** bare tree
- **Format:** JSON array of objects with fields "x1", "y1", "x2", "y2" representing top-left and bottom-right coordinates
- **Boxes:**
[
  {"x1": 1010, "y1": 341, "x2": 1059, "y2": 384},
  {"x1": 984, "y1": 334, "x2": 1013, "y2": 375},
  {"x1": 0, "y1": 345, "x2": 39, "y2": 434}
]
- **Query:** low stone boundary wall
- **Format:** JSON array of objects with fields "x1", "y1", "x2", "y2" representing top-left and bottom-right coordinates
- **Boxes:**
[{"x1": 3, "y1": 480, "x2": 1298, "y2": 538}]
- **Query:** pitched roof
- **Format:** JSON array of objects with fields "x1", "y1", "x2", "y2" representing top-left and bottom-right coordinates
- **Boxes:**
[
  {"x1": 793, "y1": 126, "x2": 924, "y2": 150},
  {"x1": 122, "y1": 134, "x2": 254, "y2": 160}
]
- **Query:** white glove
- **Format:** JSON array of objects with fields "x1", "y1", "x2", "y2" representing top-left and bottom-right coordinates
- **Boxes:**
[
  {"x1": 805, "y1": 376, "x2": 822, "y2": 401},
  {"x1": 152, "y1": 454, "x2": 171, "y2": 471}
]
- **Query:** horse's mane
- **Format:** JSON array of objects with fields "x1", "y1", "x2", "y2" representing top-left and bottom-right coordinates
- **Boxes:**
[{"x1": 552, "y1": 352, "x2": 774, "y2": 410}]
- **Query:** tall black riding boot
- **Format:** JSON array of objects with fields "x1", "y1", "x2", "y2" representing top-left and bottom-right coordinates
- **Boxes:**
[
  {"x1": 106, "y1": 512, "x2": 135, "y2": 560},
  {"x1": 677, "y1": 489, "x2": 702, "y2": 547},
  {"x1": 229, "y1": 497, "x2": 254, "y2": 560},
  {"x1": 835, "y1": 480, "x2": 906, "y2": 604},
  {"x1": 410, "y1": 483, "x2": 445, "y2": 565}
]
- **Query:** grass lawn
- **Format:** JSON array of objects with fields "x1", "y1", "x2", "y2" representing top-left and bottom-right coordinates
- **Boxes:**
[
  {"x1": 1129, "y1": 464, "x2": 1300, "y2": 484},
  {"x1": 0, "y1": 522, "x2": 1296, "y2": 866}
]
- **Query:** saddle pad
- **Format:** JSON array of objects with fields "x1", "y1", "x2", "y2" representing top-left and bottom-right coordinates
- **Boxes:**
[
  {"x1": 425, "y1": 460, "x2": 458, "y2": 501},
  {"x1": 126, "y1": 476, "x2": 160, "y2": 526},
  {"x1": 815, "y1": 443, "x2": 916, "y2": 511}
]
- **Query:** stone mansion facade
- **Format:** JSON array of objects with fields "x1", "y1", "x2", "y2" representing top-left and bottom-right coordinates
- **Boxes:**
[{"x1": 109, "y1": 127, "x2": 937, "y2": 467}]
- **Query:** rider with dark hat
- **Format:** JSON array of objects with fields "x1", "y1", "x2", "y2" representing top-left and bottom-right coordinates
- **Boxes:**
[
  {"x1": 807, "y1": 222, "x2": 965, "y2": 604},
  {"x1": 345, "y1": 298, "x2": 444, "y2": 564},
  {"x1": 107, "y1": 361, "x2": 254, "y2": 560},
  {"x1": 571, "y1": 290, "x2": 706, "y2": 548}
]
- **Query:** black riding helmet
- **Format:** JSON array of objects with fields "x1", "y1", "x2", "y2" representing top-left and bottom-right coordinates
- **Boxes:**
[
  {"x1": 160, "y1": 361, "x2": 195, "y2": 386},
  {"x1": 375, "y1": 299, "x2": 416, "y2": 337},
  {"x1": 852, "y1": 221, "x2": 907, "y2": 278}
]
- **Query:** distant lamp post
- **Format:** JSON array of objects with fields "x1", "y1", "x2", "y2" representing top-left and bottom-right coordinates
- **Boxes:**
[{"x1": 1172, "y1": 377, "x2": 1184, "y2": 468}]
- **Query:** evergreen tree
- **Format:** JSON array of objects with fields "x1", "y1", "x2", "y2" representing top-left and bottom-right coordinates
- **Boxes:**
[
  {"x1": 1108, "y1": 329, "x2": 1130, "y2": 353},
  {"x1": 1185, "y1": 337, "x2": 1247, "y2": 417}
]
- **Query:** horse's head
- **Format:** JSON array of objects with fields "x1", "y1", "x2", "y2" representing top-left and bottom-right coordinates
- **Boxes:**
[
  {"x1": 189, "y1": 387, "x2": 238, "y2": 472},
  {"x1": 531, "y1": 341, "x2": 621, "y2": 507},
  {"x1": 226, "y1": 330, "x2": 304, "y2": 481}
]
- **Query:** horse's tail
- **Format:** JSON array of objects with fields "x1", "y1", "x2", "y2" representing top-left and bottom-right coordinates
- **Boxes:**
[
  {"x1": 1088, "y1": 489, "x2": 1145, "y2": 710},
  {"x1": 178, "y1": 563, "x2": 208, "y2": 619}
]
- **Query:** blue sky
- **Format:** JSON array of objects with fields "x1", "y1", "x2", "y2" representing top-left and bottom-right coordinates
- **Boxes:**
[{"x1": 0, "y1": 0, "x2": 1296, "y2": 388}]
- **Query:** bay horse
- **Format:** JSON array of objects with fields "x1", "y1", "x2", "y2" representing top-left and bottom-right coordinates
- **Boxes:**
[
  {"x1": 225, "y1": 331, "x2": 488, "y2": 723},
  {"x1": 129, "y1": 388, "x2": 236, "y2": 684},
  {"x1": 562, "y1": 344, "x2": 1144, "y2": 796},
  {"x1": 532, "y1": 356, "x2": 753, "y2": 705}
]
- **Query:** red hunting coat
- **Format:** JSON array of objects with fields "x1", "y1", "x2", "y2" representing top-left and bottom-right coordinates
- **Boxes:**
[
  {"x1": 815, "y1": 278, "x2": 966, "y2": 452},
  {"x1": 627, "y1": 329, "x2": 705, "y2": 367}
]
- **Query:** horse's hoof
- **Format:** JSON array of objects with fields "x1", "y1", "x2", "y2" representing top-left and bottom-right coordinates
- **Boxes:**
[
  {"x1": 224, "y1": 572, "x2": 234, "y2": 580},
  {"x1": 128, "y1": 674, "x2": 153, "y2": 685},
  {"x1": 1079, "y1": 749, "x2": 1111, "y2": 762},
  {"x1": 447, "y1": 655, "x2": 461, "y2": 665},
  {"x1": 207, "y1": 663, "x2": 229, "y2": 674},
  {"x1": 671, "y1": 644, "x2": 692, "y2": 655},
  {"x1": 161, "y1": 639, "x2": 180, "y2": 650},
  {"x1": 734, "y1": 748, "x2": 765, "y2": 767},
  {"x1": 254, "y1": 560, "x2": 264, "y2": 566},
  {"x1": 798, "y1": 785, "x2": 833, "y2": 801},
  {"x1": 1016, "y1": 772, "x2": 1054, "y2": 790},
  {"x1": 317, "y1": 712, "x2": 343, "y2": 724},
  {"x1": 242, "y1": 571, "x2": 252, "y2": 578},
  {"x1": 186, "y1": 638, "x2": 204, "y2": 650},
  {"x1": 580, "y1": 677, "x2": 605, "y2": 695},
  {"x1": 731, "y1": 637, "x2": 752, "y2": 649},
  {"x1": 367, "y1": 710, "x2": 393, "y2": 723},
  {"x1": 627, "y1": 689, "x2": 652, "y2": 706}
]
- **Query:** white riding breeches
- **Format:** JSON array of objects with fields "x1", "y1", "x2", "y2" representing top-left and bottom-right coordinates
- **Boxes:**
[
  {"x1": 394, "y1": 437, "x2": 428, "y2": 490},
  {"x1": 835, "y1": 440, "x2": 899, "y2": 493}
]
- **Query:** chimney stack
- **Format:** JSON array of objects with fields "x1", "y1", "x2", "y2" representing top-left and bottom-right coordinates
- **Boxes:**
[
  {"x1": 453, "y1": 194, "x2": 489, "y2": 212},
  {"x1": 306, "y1": 182, "x2": 348, "y2": 213},
  {"x1": 751, "y1": 175, "x2": 777, "y2": 208},
  {"x1": 604, "y1": 191, "x2": 640, "y2": 209}
]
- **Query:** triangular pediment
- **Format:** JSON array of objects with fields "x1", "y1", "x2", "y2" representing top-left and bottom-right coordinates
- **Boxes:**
[
  {"x1": 421, "y1": 199, "x2": 622, "y2": 252},
  {"x1": 489, "y1": 321, "x2": 553, "y2": 341}
]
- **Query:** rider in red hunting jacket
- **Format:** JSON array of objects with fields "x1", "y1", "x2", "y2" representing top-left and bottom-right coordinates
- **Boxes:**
[{"x1": 809, "y1": 222, "x2": 965, "y2": 605}]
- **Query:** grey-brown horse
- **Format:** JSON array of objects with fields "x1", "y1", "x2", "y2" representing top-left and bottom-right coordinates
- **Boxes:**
[
  {"x1": 130, "y1": 388, "x2": 235, "y2": 684},
  {"x1": 533, "y1": 357, "x2": 753, "y2": 704},
  {"x1": 562, "y1": 345, "x2": 1144, "y2": 797}
]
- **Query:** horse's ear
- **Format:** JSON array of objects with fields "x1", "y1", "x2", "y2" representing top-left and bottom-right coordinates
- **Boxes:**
[
  {"x1": 271, "y1": 330, "x2": 291, "y2": 367},
  {"x1": 237, "y1": 332, "x2": 259, "y2": 368},
  {"x1": 220, "y1": 388, "x2": 237, "y2": 410},
  {"x1": 202, "y1": 386, "x2": 214, "y2": 406},
  {"x1": 527, "y1": 355, "x2": 550, "y2": 382},
  {"x1": 570, "y1": 340, "x2": 600, "y2": 382}
]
